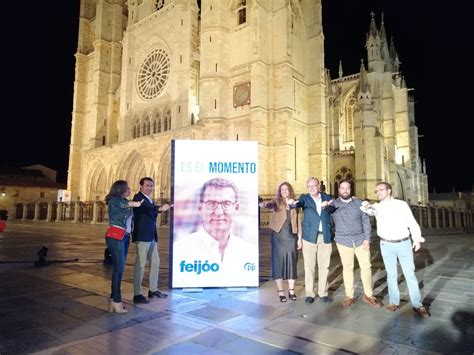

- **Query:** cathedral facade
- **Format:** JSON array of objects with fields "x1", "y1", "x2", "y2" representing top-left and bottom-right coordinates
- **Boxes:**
[{"x1": 67, "y1": 0, "x2": 428, "y2": 204}]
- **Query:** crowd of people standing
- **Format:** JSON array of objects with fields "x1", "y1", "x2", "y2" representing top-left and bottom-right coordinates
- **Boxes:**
[
  {"x1": 103, "y1": 175, "x2": 430, "y2": 318},
  {"x1": 262, "y1": 177, "x2": 429, "y2": 317}
]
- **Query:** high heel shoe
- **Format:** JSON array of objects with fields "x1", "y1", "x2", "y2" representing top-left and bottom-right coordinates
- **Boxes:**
[
  {"x1": 288, "y1": 289, "x2": 297, "y2": 301},
  {"x1": 278, "y1": 290, "x2": 287, "y2": 303},
  {"x1": 110, "y1": 301, "x2": 128, "y2": 314}
]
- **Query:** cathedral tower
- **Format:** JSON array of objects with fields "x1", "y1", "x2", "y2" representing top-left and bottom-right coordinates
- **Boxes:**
[
  {"x1": 354, "y1": 62, "x2": 384, "y2": 199},
  {"x1": 66, "y1": 4, "x2": 427, "y2": 204},
  {"x1": 198, "y1": 0, "x2": 327, "y2": 192},
  {"x1": 68, "y1": 0, "x2": 127, "y2": 198}
]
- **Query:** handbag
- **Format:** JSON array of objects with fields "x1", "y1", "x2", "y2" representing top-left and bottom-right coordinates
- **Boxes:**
[{"x1": 105, "y1": 225, "x2": 126, "y2": 240}]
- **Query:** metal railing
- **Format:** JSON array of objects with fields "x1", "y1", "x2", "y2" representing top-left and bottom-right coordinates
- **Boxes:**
[{"x1": 11, "y1": 199, "x2": 473, "y2": 230}]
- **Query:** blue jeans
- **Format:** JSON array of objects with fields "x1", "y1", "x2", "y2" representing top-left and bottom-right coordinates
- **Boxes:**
[
  {"x1": 380, "y1": 239, "x2": 422, "y2": 307},
  {"x1": 106, "y1": 234, "x2": 130, "y2": 302}
]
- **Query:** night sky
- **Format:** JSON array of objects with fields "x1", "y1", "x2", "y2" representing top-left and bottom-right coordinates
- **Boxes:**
[{"x1": 4, "y1": 1, "x2": 472, "y2": 192}]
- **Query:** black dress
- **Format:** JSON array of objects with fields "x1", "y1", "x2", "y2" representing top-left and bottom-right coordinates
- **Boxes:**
[{"x1": 271, "y1": 210, "x2": 297, "y2": 279}]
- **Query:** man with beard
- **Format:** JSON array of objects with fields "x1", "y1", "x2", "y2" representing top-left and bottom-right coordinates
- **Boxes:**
[{"x1": 325, "y1": 179, "x2": 382, "y2": 308}]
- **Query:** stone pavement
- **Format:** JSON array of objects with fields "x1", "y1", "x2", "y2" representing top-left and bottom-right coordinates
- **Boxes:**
[{"x1": 0, "y1": 221, "x2": 473, "y2": 354}]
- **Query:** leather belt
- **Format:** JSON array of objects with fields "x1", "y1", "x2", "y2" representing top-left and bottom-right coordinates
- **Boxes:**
[{"x1": 379, "y1": 237, "x2": 410, "y2": 243}]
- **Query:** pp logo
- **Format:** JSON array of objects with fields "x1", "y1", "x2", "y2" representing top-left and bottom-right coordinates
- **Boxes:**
[{"x1": 244, "y1": 262, "x2": 256, "y2": 271}]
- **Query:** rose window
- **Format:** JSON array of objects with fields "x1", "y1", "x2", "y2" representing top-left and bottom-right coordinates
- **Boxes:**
[{"x1": 137, "y1": 49, "x2": 170, "y2": 100}]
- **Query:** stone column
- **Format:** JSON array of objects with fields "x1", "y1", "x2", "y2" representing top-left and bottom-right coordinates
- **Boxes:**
[
  {"x1": 56, "y1": 202, "x2": 63, "y2": 222},
  {"x1": 427, "y1": 207, "x2": 432, "y2": 228},
  {"x1": 441, "y1": 208, "x2": 446, "y2": 228},
  {"x1": 91, "y1": 201, "x2": 99, "y2": 224},
  {"x1": 416, "y1": 206, "x2": 423, "y2": 228},
  {"x1": 21, "y1": 203, "x2": 28, "y2": 220},
  {"x1": 448, "y1": 208, "x2": 453, "y2": 228},
  {"x1": 73, "y1": 199, "x2": 81, "y2": 223},
  {"x1": 33, "y1": 202, "x2": 41, "y2": 221},
  {"x1": 46, "y1": 202, "x2": 53, "y2": 222},
  {"x1": 434, "y1": 208, "x2": 440, "y2": 229}
]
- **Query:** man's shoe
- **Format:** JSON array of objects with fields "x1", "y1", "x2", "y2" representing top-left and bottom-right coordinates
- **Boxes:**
[
  {"x1": 319, "y1": 296, "x2": 332, "y2": 303},
  {"x1": 342, "y1": 297, "x2": 355, "y2": 307},
  {"x1": 386, "y1": 304, "x2": 399, "y2": 312},
  {"x1": 305, "y1": 297, "x2": 314, "y2": 304},
  {"x1": 148, "y1": 290, "x2": 168, "y2": 298},
  {"x1": 133, "y1": 294, "x2": 150, "y2": 304},
  {"x1": 362, "y1": 295, "x2": 382, "y2": 308},
  {"x1": 413, "y1": 306, "x2": 430, "y2": 318}
]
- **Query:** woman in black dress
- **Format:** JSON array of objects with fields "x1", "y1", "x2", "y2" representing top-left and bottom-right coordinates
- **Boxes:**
[{"x1": 261, "y1": 182, "x2": 302, "y2": 302}]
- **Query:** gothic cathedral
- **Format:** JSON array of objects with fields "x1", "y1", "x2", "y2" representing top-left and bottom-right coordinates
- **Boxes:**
[{"x1": 67, "y1": 0, "x2": 428, "y2": 204}]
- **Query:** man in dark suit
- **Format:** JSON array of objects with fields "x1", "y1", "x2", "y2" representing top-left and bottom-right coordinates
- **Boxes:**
[
  {"x1": 290, "y1": 177, "x2": 333, "y2": 304},
  {"x1": 132, "y1": 177, "x2": 170, "y2": 304}
]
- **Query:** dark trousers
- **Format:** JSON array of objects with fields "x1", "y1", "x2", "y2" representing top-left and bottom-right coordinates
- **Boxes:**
[{"x1": 106, "y1": 234, "x2": 130, "y2": 302}]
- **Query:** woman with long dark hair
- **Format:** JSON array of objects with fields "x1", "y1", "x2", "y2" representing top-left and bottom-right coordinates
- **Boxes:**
[
  {"x1": 260, "y1": 182, "x2": 302, "y2": 302},
  {"x1": 105, "y1": 180, "x2": 143, "y2": 313}
]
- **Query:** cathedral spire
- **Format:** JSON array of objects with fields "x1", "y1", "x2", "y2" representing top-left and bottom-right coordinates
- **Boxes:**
[
  {"x1": 358, "y1": 60, "x2": 371, "y2": 94},
  {"x1": 379, "y1": 13, "x2": 393, "y2": 72},
  {"x1": 379, "y1": 13, "x2": 387, "y2": 41},
  {"x1": 338, "y1": 60, "x2": 343, "y2": 78},
  {"x1": 401, "y1": 75, "x2": 406, "y2": 88},
  {"x1": 390, "y1": 37, "x2": 401, "y2": 72},
  {"x1": 366, "y1": 12, "x2": 383, "y2": 72},
  {"x1": 357, "y1": 60, "x2": 372, "y2": 109},
  {"x1": 389, "y1": 36, "x2": 397, "y2": 60},
  {"x1": 369, "y1": 11, "x2": 378, "y2": 38}
]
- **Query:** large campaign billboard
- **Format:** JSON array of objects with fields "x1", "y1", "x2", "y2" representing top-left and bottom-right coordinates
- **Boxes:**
[{"x1": 171, "y1": 140, "x2": 259, "y2": 288}]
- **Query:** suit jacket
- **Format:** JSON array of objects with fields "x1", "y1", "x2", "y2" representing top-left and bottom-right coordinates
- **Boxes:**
[
  {"x1": 132, "y1": 192, "x2": 160, "y2": 242},
  {"x1": 265, "y1": 200, "x2": 301, "y2": 235},
  {"x1": 296, "y1": 192, "x2": 333, "y2": 244}
]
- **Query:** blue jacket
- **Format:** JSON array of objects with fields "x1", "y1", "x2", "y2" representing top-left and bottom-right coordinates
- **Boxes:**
[
  {"x1": 132, "y1": 192, "x2": 160, "y2": 242},
  {"x1": 108, "y1": 197, "x2": 133, "y2": 229},
  {"x1": 296, "y1": 192, "x2": 333, "y2": 244}
]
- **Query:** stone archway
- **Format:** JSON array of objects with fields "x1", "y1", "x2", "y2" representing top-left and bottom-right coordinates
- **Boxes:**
[
  {"x1": 157, "y1": 143, "x2": 172, "y2": 198},
  {"x1": 333, "y1": 166, "x2": 355, "y2": 196},
  {"x1": 118, "y1": 150, "x2": 147, "y2": 192},
  {"x1": 396, "y1": 171, "x2": 406, "y2": 200},
  {"x1": 87, "y1": 161, "x2": 108, "y2": 201}
]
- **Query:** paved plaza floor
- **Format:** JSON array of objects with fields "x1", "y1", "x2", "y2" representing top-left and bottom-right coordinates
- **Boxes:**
[{"x1": 0, "y1": 221, "x2": 473, "y2": 354}]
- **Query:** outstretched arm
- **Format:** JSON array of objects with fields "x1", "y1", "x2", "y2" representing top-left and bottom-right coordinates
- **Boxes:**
[
  {"x1": 321, "y1": 197, "x2": 336, "y2": 214},
  {"x1": 259, "y1": 200, "x2": 277, "y2": 210},
  {"x1": 288, "y1": 195, "x2": 304, "y2": 209},
  {"x1": 360, "y1": 200, "x2": 376, "y2": 216},
  {"x1": 128, "y1": 200, "x2": 143, "y2": 208}
]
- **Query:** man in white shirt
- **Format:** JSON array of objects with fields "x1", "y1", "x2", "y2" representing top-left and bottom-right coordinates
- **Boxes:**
[
  {"x1": 364, "y1": 182, "x2": 430, "y2": 317},
  {"x1": 173, "y1": 177, "x2": 258, "y2": 287}
]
